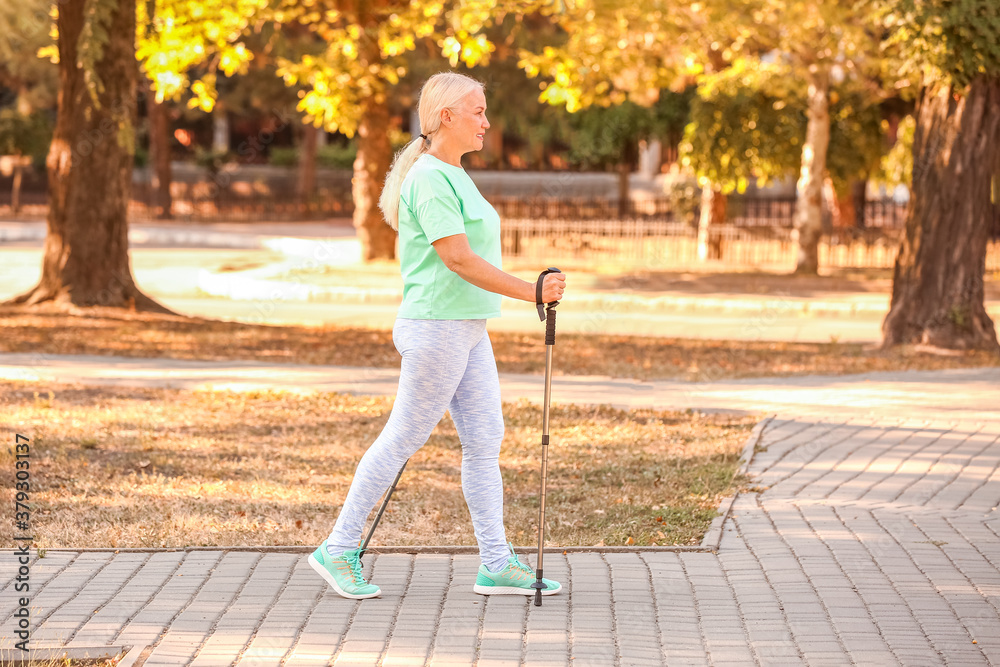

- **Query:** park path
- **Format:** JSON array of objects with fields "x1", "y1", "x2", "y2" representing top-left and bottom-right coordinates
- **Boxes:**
[
  {"x1": 2, "y1": 358, "x2": 999, "y2": 665},
  {"x1": 1, "y1": 352, "x2": 998, "y2": 421}
]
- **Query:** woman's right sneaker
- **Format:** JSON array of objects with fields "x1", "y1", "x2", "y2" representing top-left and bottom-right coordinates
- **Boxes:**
[
  {"x1": 308, "y1": 540, "x2": 381, "y2": 599},
  {"x1": 473, "y1": 543, "x2": 562, "y2": 596}
]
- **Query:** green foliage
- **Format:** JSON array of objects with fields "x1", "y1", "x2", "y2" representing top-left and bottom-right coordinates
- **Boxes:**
[
  {"x1": 269, "y1": 143, "x2": 355, "y2": 169},
  {"x1": 878, "y1": 0, "x2": 1000, "y2": 88},
  {"x1": 317, "y1": 143, "x2": 358, "y2": 169},
  {"x1": 267, "y1": 146, "x2": 298, "y2": 168},
  {"x1": 875, "y1": 115, "x2": 914, "y2": 188},
  {"x1": 826, "y1": 84, "x2": 886, "y2": 192},
  {"x1": 269, "y1": 129, "x2": 413, "y2": 170},
  {"x1": 0, "y1": 0, "x2": 58, "y2": 113},
  {"x1": 519, "y1": 0, "x2": 697, "y2": 112},
  {"x1": 0, "y1": 108, "x2": 53, "y2": 166},
  {"x1": 193, "y1": 146, "x2": 234, "y2": 174},
  {"x1": 665, "y1": 176, "x2": 701, "y2": 226},
  {"x1": 680, "y1": 61, "x2": 884, "y2": 194},
  {"x1": 565, "y1": 91, "x2": 692, "y2": 169},
  {"x1": 78, "y1": 0, "x2": 118, "y2": 104},
  {"x1": 680, "y1": 62, "x2": 805, "y2": 194}
]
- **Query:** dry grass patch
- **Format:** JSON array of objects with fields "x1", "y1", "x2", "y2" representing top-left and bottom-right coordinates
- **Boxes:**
[
  {"x1": 1, "y1": 380, "x2": 757, "y2": 550},
  {"x1": 1, "y1": 307, "x2": 997, "y2": 381}
]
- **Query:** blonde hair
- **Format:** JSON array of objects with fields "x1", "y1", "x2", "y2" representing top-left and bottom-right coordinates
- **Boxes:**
[{"x1": 378, "y1": 72, "x2": 484, "y2": 231}]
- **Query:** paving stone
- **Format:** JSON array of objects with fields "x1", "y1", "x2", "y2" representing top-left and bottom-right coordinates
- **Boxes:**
[{"x1": 14, "y1": 415, "x2": 1000, "y2": 665}]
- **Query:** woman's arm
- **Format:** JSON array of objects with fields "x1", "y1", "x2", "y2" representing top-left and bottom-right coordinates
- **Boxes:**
[{"x1": 432, "y1": 233, "x2": 566, "y2": 303}]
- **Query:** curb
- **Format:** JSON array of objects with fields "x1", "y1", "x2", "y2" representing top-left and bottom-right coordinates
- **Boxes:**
[
  {"x1": 31, "y1": 544, "x2": 716, "y2": 555},
  {"x1": 0, "y1": 223, "x2": 362, "y2": 257},
  {"x1": 194, "y1": 269, "x2": 905, "y2": 317},
  {"x1": 0, "y1": 646, "x2": 133, "y2": 665},
  {"x1": 738, "y1": 414, "x2": 775, "y2": 476},
  {"x1": 699, "y1": 414, "x2": 774, "y2": 551}
]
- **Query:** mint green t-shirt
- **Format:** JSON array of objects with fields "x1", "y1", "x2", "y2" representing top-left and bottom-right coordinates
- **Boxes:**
[{"x1": 397, "y1": 154, "x2": 503, "y2": 319}]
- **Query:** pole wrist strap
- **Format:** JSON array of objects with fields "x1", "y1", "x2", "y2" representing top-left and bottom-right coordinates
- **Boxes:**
[{"x1": 535, "y1": 267, "x2": 561, "y2": 322}]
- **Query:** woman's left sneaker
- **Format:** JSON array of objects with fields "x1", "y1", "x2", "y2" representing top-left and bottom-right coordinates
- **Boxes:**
[{"x1": 473, "y1": 543, "x2": 562, "y2": 596}]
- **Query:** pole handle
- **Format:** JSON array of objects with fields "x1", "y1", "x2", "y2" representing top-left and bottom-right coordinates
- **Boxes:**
[
  {"x1": 535, "y1": 267, "x2": 562, "y2": 323},
  {"x1": 545, "y1": 306, "x2": 556, "y2": 346}
]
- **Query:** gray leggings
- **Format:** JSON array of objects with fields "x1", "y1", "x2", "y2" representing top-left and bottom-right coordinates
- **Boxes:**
[{"x1": 326, "y1": 318, "x2": 510, "y2": 572}]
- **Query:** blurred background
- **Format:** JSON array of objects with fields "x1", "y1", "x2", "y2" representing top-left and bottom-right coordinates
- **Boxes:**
[{"x1": 1, "y1": 0, "x2": 999, "y2": 351}]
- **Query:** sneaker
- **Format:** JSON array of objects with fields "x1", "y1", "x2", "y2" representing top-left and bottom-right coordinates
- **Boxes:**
[
  {"x1": 308, "y1": 541, "x2": 381, "y2": 599},
  {"x1": 474, "y1": 543, "x2": 562, "y2": 596}
]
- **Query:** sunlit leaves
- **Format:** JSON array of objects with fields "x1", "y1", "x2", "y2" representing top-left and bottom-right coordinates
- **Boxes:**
[
  {"x1": 268, "y1": 0, "x2": 530, "y2": 133},
  {"x1": 519, "y1": 0, "x2": 696, "y2": 111},
  {"x1": 136, "y1": 0, "x2": 268, "y2": 109},
  {"x1": 876, "y1": 115, "x2": 914, "y2": 188},
  {"x1": 680, "y1": 59, "x2": 883, "y2": 194},
  {"x1": 875, "y1": 0, "x2": 1000, "y2": 89},
  {"x1": 680, "y1": 60, "x2": 805, "y2": 194},
  {"x1": 78, "y1": 0, "x2": 117, "y2": 101}
]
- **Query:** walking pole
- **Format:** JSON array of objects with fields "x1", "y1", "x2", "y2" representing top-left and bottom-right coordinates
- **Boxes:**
[
  {"x1": 359, "y1": 461, "x2": 408, "y2": 560},
  {"x1": 533, "y1": 267, "x2": 561, "y2": 606}
]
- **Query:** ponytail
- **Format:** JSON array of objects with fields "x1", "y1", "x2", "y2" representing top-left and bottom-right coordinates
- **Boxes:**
[
  {"x1": 378, "y1": 71, "x2": 484, "y2": 231},
  {"x1": 379, "y1": 137, "x2": 428, "y2": 231}
]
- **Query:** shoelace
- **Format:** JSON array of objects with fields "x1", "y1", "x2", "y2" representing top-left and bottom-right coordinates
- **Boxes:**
[
  {"x1": 505, "y1": 555, "x2": 534, "y2": 582},
  {"x1": 339, "y1": 554, "x2": 366, "y2": 585}
]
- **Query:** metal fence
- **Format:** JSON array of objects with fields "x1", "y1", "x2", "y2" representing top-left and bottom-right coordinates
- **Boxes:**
[
  {"x1": 4, "y1": 181, "x2": 999, "y2": 271},
  {"x1": 126, "y1": 181, "x2": 355, "y2": 222},
  {"x1": 500, "y1": 217, "x2": 1000, "y2": 272}
]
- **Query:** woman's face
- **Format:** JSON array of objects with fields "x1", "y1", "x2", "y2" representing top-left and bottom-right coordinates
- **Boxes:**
[{"x1": 445, "y1": 88, "x2": 490, "y2": 154}]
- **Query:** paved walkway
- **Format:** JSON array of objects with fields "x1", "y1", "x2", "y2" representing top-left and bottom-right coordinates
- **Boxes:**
[
  {"x1": 2, "y1": 356, "x2": 1000, "y2": 665},
  {"x1": 2, "y1": 415, "x2": 998, "y2": 665},
  {"x1": 2, "y1": 352, "x2": 999, "y2": 422}
]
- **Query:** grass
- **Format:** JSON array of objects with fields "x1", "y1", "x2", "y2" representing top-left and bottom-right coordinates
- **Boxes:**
[
  {"x1": 1, "y1": 307, "x2": 998, "y2": 381},
  {"x1": 0, "y1": 380, "x2": 757, "y2": 549}
]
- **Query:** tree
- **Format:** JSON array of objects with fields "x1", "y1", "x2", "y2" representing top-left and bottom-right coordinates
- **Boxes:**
[
  {"x1": 519, "y1": 1, "x2": 882, "y2": 272},
  {"x1": 697, "y1": 0, "x2": 881, "y2": 274},
  {"x1": 565, "y1": 98, "x2": 689, "y2": 216},
  {"x1": 5, "y1": 0, "x2": 269, "y2": 309},
  {"x1": 138, "y1": 0, "x2": 270, "y2": 220},
  {"x1": 273, "y1": 0, "x2": 536, "y2": 261},
  {"x1": 7, "y1": 0, "x2": 168, "y2": 310},
  {"x1": 680, "y1": 61, "x2": 805, "y2": 259},
  {"x1": 679, "y1": 59, "x2": 884, "y2": 255},
  {"x1": 878, "y1": 0, "x2": 1000, "y2": 351}
]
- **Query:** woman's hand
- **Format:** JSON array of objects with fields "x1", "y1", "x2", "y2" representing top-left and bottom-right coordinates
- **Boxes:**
[{"x1": 541, "y1": 271, "x2": 566, "y2": 303}]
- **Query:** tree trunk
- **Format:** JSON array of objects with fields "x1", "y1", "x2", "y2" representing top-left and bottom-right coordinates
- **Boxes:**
[
  {"x1": 792, "y1": 67, "x2": 831, "y2": 275},
  {"x1": 830, "y1": 177, "x2": 862, "y2": 228},
  {"x1": 697, "y1": 184, "x2": 726, "y2": 261},
  {"x1": 11, "y1": 159, "x2": 23, "y2": 214},
  {"x1": 352, "y1": 22, "x2": 395, "y2": 261},
  {"x1": 212, "y1": 103, "x2": 229, "y2": 153},
  {"x1": 617, "y1": 163, "x2": 630, "y2": 218},
  {"x1": 852, "y1": 179, "x2": 867, "y2": 228},
  {"x1": 882, "y1": 76, "x2": 1000, "y2": 351},
  {"x1": 146, "y1": 77, "x2": 173, "y2": 219},
  {"x1": 353, "y1": 96, "x2": 395, "y2": 260},
  {"x1": 483, "y1": 115, "x2": 503, "y2": 168},
  {"x1": 298, "y1": 119, "x2": 319, "y2": 203},
  {"x1": 7, "y1": 0, "x2": 165, "y2": 312}
]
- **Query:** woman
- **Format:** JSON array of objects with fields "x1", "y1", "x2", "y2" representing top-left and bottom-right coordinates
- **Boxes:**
[{"x1": 309, "y1": 71, "x2": 566, "y2": 599}]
